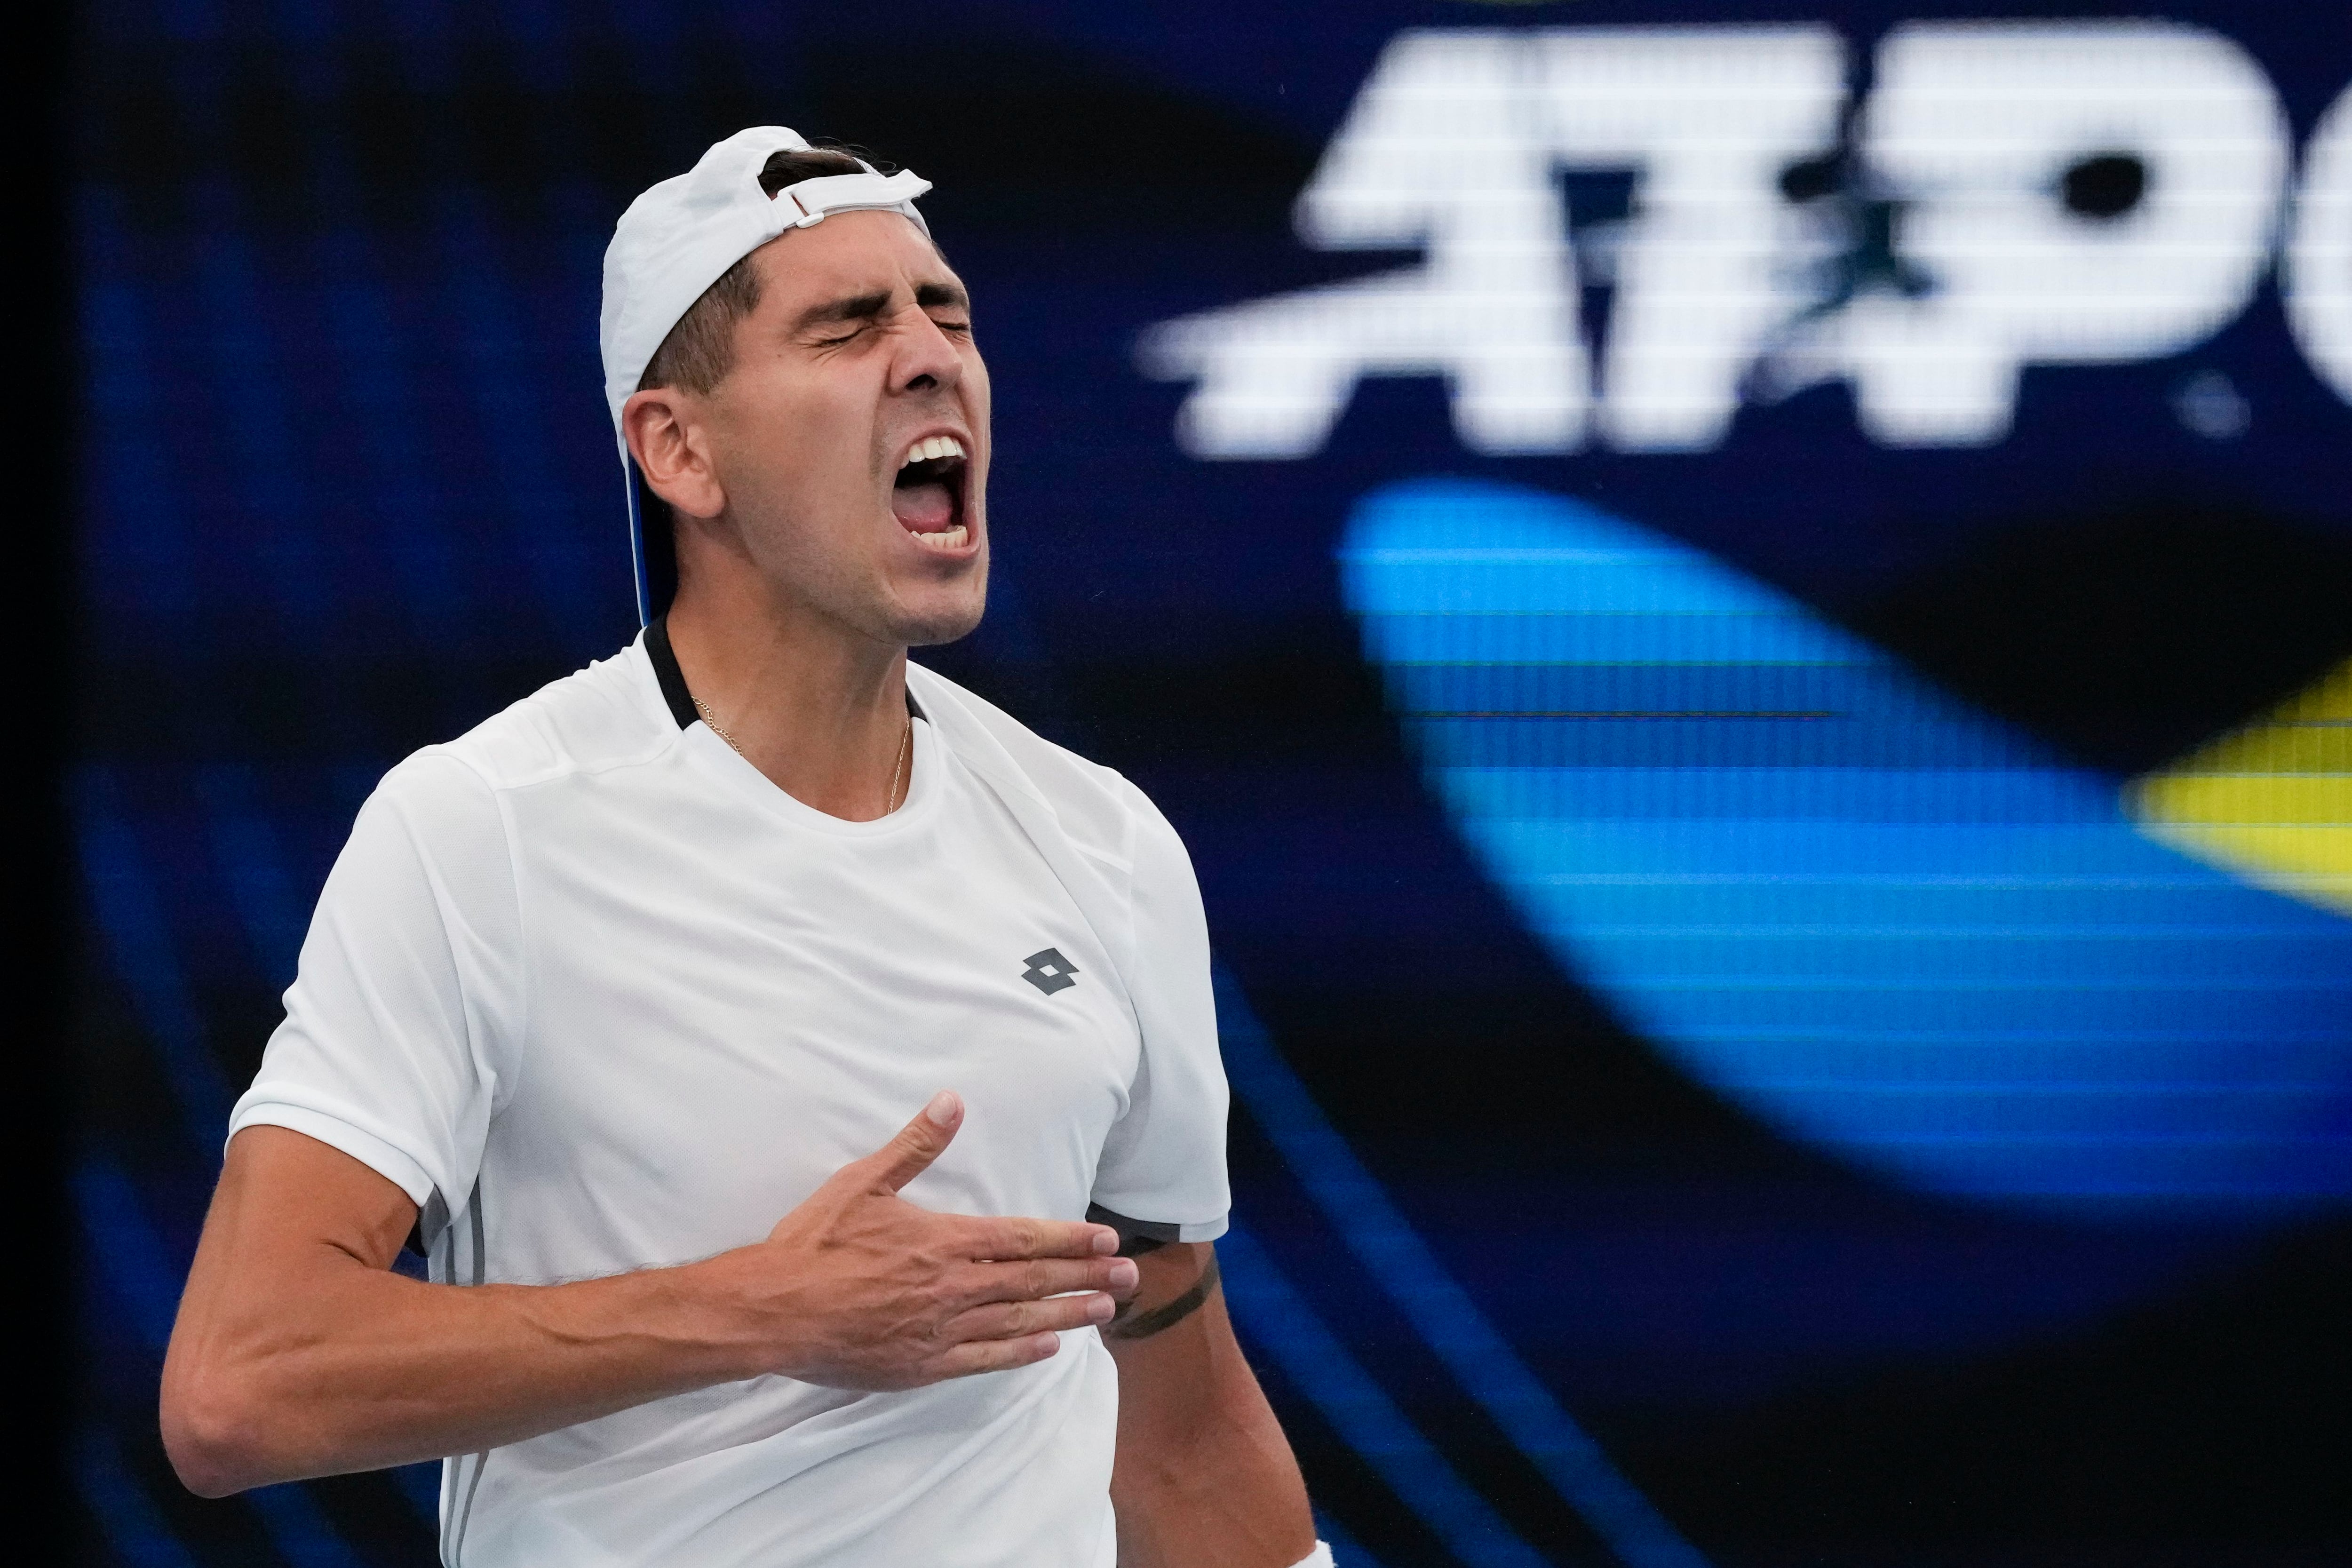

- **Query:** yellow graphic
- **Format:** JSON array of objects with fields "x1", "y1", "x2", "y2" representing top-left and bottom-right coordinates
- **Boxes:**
[{"x1": 2128, "y1": 658, "x2": 2352, "y2": 916}]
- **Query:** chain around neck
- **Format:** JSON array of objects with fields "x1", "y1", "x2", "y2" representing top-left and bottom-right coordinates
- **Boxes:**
[{"x1": 694, "y1": 698, "x2": 914, "y2": 815}]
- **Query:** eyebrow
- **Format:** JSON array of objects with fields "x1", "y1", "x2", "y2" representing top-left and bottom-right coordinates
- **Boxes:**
[
  {"x1": 795, "y1": 290, "x2": 891, "y2": 333},
  {"x1": 793, "y1": 280, "x2": 970, "y2": 334}
]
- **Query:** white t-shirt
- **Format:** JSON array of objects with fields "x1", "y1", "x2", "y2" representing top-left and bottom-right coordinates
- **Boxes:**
[{"x1": 228, "y1": 633, "x2": 1231, "y2": 1568}]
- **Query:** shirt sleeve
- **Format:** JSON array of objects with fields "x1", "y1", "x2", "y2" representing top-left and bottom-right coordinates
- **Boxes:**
[
  {"x1": 1088, "y1": 778, "x2": 1231, "y2": 1243},
  {"x1": 227, "y1": 750, "x2": 524, "y2": 1240}
]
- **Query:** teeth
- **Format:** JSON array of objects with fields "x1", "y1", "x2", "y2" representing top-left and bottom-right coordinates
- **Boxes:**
[
  {"x1": 900, "y1": 435, "x2": 968, "y2": 470},
  {"x1": 910, "y1": 524, "x2": 969, "y2": 550}
]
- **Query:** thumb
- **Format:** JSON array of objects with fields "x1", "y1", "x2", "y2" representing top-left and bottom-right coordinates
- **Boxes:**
[{"x1": 865, "y1": 1091, "x2": 963, "y2": 1194}]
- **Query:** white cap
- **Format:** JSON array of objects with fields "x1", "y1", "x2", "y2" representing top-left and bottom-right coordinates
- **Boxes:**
[
  {"x1": 598, "y1": 126, "x2": 932, "y2": 441},
  {"x1": 599, "y1": 127, "x2": 933, "y2": 624}
]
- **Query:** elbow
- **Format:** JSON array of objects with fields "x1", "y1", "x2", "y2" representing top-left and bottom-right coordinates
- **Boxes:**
[{"x1": 160, "y1": 1367, "x2": 278, "y2": 1497}]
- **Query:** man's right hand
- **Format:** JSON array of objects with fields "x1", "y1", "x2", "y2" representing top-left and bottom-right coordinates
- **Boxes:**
[
  {"x1": 697, "y1": 1090, "x2": 1140, "y2": 1390},
  {"x1": 163, "y1": 1094, "x2": 1136, "y2": 1496}
]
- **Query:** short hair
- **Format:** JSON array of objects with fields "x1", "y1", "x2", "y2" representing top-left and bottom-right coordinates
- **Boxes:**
[{"x1": 635, "y1": 145, "x2": 876, "y2": 397}]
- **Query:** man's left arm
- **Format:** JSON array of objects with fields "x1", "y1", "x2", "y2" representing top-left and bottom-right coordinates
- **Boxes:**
[{"x1": 1106, "y1": 1240, "x2": 1319, "y2": 1568}]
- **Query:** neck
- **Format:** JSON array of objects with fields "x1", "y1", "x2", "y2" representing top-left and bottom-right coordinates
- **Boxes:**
[{"x1": 664, "y1": 571, "x2": 911, "y2": 823}]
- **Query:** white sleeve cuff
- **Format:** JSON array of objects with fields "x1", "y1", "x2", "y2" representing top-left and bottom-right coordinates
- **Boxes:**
[
  {"x1": 226, "y1": 1097, "x2": 439, "y2": 1209},
  {"x1": 1288, "y1": 1543, "x2": 1335, "y2": 1568}
]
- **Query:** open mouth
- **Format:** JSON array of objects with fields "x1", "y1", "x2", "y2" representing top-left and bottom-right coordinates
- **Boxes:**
[{"x1": 891, "y1": 435, "x2": 971, "y2": 551}]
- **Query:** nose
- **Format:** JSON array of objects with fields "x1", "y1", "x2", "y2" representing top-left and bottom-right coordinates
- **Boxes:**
[{"x1": 893, "y1": 302, "x2": 964, "y2": 398}]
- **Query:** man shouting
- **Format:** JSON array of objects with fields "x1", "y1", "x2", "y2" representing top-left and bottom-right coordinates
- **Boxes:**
[{"x1": 161, "y1": 126, "x2": 1327, "y2": 1568}]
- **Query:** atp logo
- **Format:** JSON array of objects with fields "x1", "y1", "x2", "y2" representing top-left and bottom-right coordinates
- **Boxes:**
[{"x1": 1142, "y1": 22, "x2": 2352, "y2": 456}]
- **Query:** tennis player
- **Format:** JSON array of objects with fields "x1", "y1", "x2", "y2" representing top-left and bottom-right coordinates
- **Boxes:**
[{"x1": 160, "y1": 127, "x2": 1329, "y2": 1568}]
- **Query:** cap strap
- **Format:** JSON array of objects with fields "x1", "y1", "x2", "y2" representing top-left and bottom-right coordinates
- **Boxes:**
[{"x1": 772, "y1": 169, "x2": 934, "y2": 232}]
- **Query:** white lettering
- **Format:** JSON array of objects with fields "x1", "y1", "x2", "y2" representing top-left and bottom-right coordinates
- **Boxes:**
[
  {"x1": 1780, "y1": 22, "x2": 2288, "y2": 445},
  {"x1": 1138, "y1": 32, "x2": 1584, "y2": 458},
  {"x1": 1535, "y1": 27, "x2": 1845, "y2": 451},
  {"x1": 1144, "y1": 22, "x2": 2307, "y2": 458},
  {"x1": 2285, "y1": 77, "x2": 2352, "y2": 405}
]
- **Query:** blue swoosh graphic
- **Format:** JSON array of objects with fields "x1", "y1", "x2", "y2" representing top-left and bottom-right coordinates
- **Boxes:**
[{"x1": 1339, "y1": 478, "x2": 2352, "y2": 1213}]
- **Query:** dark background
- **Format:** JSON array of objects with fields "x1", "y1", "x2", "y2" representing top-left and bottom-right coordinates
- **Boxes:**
[{"x1": 66, "y1": 2, "x2": 2352, "y2": 1564}]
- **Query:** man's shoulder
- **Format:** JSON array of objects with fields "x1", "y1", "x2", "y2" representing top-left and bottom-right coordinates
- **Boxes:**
[
  {"x1": 390, "y1": 639, "x2": 675, "y2": 804},
  {"x1": 907, "y1": 662, "x2": 1173, "y2": 872}
]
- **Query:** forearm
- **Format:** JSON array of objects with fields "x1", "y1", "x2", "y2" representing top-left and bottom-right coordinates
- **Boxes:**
[
  {"x1": 164, "y1": 1113, "x2": 1133, "y2": 1497},
  {"x1": 1112, "y1": 1380, "x2": 1313, "y2": 1568},
  {"x1": 1109, "y1": 1259, "x2": 1316, "y2": 1568},
  {"x1": 163, "y1": 1243, "x2": 763, "y2": 1495}
]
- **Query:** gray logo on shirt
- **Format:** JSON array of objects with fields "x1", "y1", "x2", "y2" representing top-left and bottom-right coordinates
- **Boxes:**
[{"x1": 1022, "y1": 947, "x2": 1079, "y2": 996}]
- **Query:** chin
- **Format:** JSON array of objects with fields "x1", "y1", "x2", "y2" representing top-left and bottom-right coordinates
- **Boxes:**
[{"x1": 889, "y1": 580, "x2": 989, "y2": 649}]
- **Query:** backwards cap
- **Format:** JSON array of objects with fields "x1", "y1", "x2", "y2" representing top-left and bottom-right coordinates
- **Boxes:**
[{"x1": 598, "y1": 127, "x2": 933, "y2": 622}]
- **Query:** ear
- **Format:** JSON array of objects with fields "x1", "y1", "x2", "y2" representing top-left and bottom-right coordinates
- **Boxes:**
[{"x1": 622, "y1": 387, "x2": 727, "y2": 520}]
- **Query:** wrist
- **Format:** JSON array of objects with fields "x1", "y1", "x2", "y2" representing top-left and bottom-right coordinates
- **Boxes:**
[{"x1": 664, "y1": 1244, "x2": 810, "y2": 1385}]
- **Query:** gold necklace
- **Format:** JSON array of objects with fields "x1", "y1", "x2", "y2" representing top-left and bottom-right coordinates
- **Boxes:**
[
  {"x1": 691, "y1": 698, "x2": 742, "y2": 755},
  {"x1": 695, "y1": 700, "x2": 914, "y2": 814},
  {"x1": 886, "y1": 713, "x2": 912, "y2": 812}
]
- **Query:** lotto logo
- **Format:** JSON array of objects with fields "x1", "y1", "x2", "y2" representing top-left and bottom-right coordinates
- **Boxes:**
[
  {"x1": 1022, "y1": 948, "x2": 1080, "y2": 996},
  {"x1": 1142, "y1": 22, "x2": 2352, "y2": 455}
]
